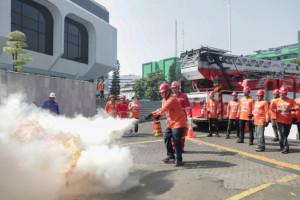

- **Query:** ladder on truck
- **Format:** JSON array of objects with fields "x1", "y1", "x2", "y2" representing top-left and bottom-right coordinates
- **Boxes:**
[{"x1": 180, "y1": 46, "x2": 300, "y2": 76}]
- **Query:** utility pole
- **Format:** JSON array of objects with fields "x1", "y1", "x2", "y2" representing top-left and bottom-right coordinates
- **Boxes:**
[{"x1": 228, "y1": 0, "x2": 232, "y2": 52}]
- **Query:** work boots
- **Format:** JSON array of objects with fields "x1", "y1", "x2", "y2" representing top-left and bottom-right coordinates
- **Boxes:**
[
  {"x1": 249, "y1": 140, "x2": 254, "y2": 145},
  {"x1": 162, "y1": 157, "x2": 175, "y2": 163},
  {"x1": 215, "y1": 133, "x2": 220, "y2": 137},
  {"x1": 272, "y1": 138, "x2": 279, "y2": 142},
  {"x1": 255, "y1": 147, "x2": 265, "y2": 152},
  {"x1": 175, "y1": 160, "x2": 183, "y2": 167},
  {"x1": 207, "y1": 133, "x2": 213, "y2": 137},
  {"x1": 236, "y1": 138, "x2": 244, "y2": 143}
]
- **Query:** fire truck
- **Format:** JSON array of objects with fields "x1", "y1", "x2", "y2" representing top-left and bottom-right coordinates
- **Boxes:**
[{"x1": 180, "y1": 46, "x2": 300, "y2": 127}]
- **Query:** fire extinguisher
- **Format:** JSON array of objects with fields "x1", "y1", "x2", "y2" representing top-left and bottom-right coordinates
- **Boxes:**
[{"x1": 152, "y1": 120, "x2": 163, "y2": 136}]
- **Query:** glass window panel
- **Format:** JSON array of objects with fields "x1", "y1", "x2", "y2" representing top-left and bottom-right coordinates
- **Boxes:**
[
  {"x1": 11, "y1": 0, "x2": 22, "y2": 13},
  {"x1": 68, "y1": 34, "x2": 79, "y2": 45},
  {"x1": 68, "y1": 43, "x2": 79, "y2": 61},
  {"x1": 23, "y1": 16, "x2": 38, "y2": 31},
  {"x1": 22, "y1": 3, "x2": 39, "y2": 20},
  {"x1": 23, "y1": 28, "x2": 38, "y2": 52},
  {"x1": 63, "y1": 41, "x2": 68, "y2": 58},
  {"x1": 11, "y1": 12, "x2": 21, "y2": 25},
  {"x1": 68, "y1": 23, "x2": 78, "y2": 36},
  {"x1": 39, "y1": 34, "x2": 45, "y2": 53},
  {"x1": 39, "y1": 12, "x2": 45, "y2": 23},
  {"x1": 39, "y1": 22, "x2": 45, "y2": 33},
  {"x1": 11, "y1": 24, "x2": 21, "y2": 32}
]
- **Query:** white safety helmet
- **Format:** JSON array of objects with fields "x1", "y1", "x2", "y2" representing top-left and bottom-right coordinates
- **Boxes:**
[{"x1": 49, "y1": 92, "x2": 56, "y2": 98}]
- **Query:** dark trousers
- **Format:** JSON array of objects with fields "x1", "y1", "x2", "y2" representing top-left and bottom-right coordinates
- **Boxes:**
[
  {"x1": 296, "y1": 123, "x2": 300, "y2": 139},
  {"x1": 134, "y1": 121, "x2": 139, "y2": 133},
  {"x1": 277, "y1": 122, "x2": 291, "y2": 151},
  {"x1": 227, "y1": 118, "x2": 240, "y2": 137},
  {"x1": 100, "y1": 91, "x2": 104, "y2": 99},
  {"x1": 209, "y1": 118, "x2": 219, "y2": 134},
  {"x1": 239, "y1": 120, "x2": 254, "y2": 141},
  {"x1": 164, "y1": 127, "x2": 185, "y2": 161}
]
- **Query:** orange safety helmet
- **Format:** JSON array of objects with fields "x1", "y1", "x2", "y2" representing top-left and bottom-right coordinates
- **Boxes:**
[
  {"x1": 232, "y1": 92, "x2": 238, "y2": 96},
  {"x1": 243, "y1": 86, "x2": 250, "y2": 92},
  {"x1": 159, "y1": 83, "x2": 170, "y2": 93},
  {"x1": 171, "y1": 81, "x2": 180, "y2": 88},
  {"x1": 121, "y1": 94, "x2": 126, "y2": 99},
  {"x1": 209, "y1": 91, "x2": 214, "y2": 97},
  {"x1": 256, "y1": 89, "x2": 265, "y2": 96},
  {"x1": 279, "y1": 86, "x2": 288, "y2": 93},
  {"x1": 273, "y1": 89, "x2": 279, "y2": 94}
]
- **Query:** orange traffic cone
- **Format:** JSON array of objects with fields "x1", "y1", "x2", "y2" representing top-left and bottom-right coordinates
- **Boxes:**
[{"x1": 187, "y1": 121, "x2": 195, "y2": 138}]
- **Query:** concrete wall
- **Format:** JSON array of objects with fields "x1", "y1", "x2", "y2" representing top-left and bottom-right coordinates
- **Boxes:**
[{"x1": 0, "y1": 70, "x2": 96, "y2": 117}]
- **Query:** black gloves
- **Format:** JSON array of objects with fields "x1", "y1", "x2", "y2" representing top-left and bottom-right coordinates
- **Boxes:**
[
  {"x1": 264, "y1": 122, "x2": 269, "y2": 127},
  {"x1": 286, "y1": 108, "x2": 295, "y2": 112},
  {"x1": 145, "y1": 113, "x2": 153, "y2": 120},
  {"x1": 155, "y1": 115, "x2": 160, "y2": 120},
  {"x1": 276, "y1": 110, "x2": 282, "y2": 113},
  {"x1": 207, "y1": 111, "x2": 210, "y2": 114},
  {"x1": 248, "y1": 114, "x2": 253, "y2": 119}
]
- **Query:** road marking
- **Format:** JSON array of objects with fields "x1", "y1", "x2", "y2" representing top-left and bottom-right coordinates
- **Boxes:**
[
  {"x1": 187, "y1": 138, "x2": 300, "y2": 171},
  {"x1": 226, "y1": 174, "x2": 299, "y2": 200},
  {"x1": 122, "y1": 139, "x2": 163, "y2": 146}
]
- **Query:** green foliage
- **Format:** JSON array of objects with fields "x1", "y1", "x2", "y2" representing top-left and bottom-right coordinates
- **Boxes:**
[
  {"x1": 291, "y1": 59, "x2": 300, "y2": 66},
  {"x1": 109, "y1": 60, "x2": 120, "y2": 96},
  {"x1": 133, "y1": 70, "x2": 165, "y2": 101},
  {"x1": 3, "y1": 30, "x2": 32, "y2": 72},
  {"x1": 168, "y1": 62, "x2": 193, "y2": 93}
]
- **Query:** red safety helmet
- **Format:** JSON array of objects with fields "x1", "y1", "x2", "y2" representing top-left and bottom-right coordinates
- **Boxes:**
[
  {"x1": 256, "y1": 89, "x2": 265, "y2": 96},
  {"x1": 209, "y1": 91, "x2": 214, "y2": 97},
  {"x1": 279, "y1": 86, "x2": 288, "y2": 94},
  {"x1": 159, "y1": 83, "x2": 170, "y2": 93},
  {"x1": 243, "y1": 86, "x2": 250, "y2": 92},
  {"x1": 273, "y1": 89, "x2": 280, "y2": 95},
  {"x1": 171, "y1": 81, "x2": 180, "y2": 88},
  {"x1": 121, "y1": 94, "x2": 126, "y2": 99},
  {"x1": 232, "y1": 92, "x2": 238, "y2": 96}
]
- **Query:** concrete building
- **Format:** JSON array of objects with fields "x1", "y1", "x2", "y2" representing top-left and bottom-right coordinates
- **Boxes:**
[
  {"x1": 247, "y1": 31, "x2": 300, "y2": 62},
  {"x1": 142, "y1": 57, "x2": 180, "y2": 81},
  {"x1": 0, "y1": 0, "x2": 117, "y2": 81}
]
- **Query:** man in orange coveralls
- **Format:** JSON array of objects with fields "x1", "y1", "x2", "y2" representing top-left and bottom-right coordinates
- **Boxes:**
[
  {"x1": 226, "y1": 92, "x2": 240, "y2": 139},
  {"x1": 98, "y1": 79, "x2": 104, "y2": 100},
  {"x1": 269, "y1": 89, "x2": 280, "y2": 141},
  {"x1": 236, "y1": 86, "x2": 255, "y2": 145},
  {"x1": 118, "y1": 94, "x2": 128, "y2": 118},
  {"x1": 206, "y1": 91, "x2": 220, "y2": 137},
  {"x1": 253, "y1": 90, "x2": 269, "y2": 152},
  {"x1": 105, "y1": 94, "x2": 118, "y2": 117},
  {"x1": 294, "y1": 95, "x2": 300, "y2": 141},
  {"x1": 171, "y1": 81, "x2": 192, "y2": 152},
  {"x1": 145, "y1": 83, "x2": 187, "y2": 167},
  {"x1": 128, "y1": 94, "x2": 141, "y2": 136},
  {"x1": 271, "y1": 86, "x2": 296, "y2": 154}
]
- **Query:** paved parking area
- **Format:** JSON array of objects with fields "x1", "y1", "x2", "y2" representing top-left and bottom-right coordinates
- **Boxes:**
[{"x1": 69, "y1": 120, "x2": 300, "y2": 200}]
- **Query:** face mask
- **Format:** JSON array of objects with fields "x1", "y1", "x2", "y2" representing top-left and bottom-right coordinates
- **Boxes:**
[{"x1": 133, "y1": 99, "x2": 138, "y2": 103}]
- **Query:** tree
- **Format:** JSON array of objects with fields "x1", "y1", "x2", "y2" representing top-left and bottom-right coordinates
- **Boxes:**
[
  {"x1": 3, "y1": 30, "x2": 32, "y2": 72},
  {"x1": 291, "y1": 58, "x2": 300, "y2": 66},
  {"x1": 168, "y1": 62, "x2": 180, "y2": 83},
  {"x1": 133, "y1": 70, "x2": 165, "y2": 100},
  {"x1": 109, "y1": 60, "x2": 120, "y2": 96}
]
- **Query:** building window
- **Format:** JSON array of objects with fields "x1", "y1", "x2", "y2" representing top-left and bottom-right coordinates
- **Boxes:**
[
  {"x1": 62, "y1": 17, "x2": 88, "y2": 64},
  {"x1": 11, "y1": 0, "x2": 53, "y2": 55}
]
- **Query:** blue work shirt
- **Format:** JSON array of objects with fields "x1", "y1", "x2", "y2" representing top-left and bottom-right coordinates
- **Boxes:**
[{"x1": 42, "y1": 100, "x2": 59, "y2": 115}]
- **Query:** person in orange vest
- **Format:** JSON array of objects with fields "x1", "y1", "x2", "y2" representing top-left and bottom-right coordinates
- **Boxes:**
[
  {"x1": 270, "y1": 89, "x2": 280, "y2": 142},
  {"x1": 236, "y1": 86, "x2": 255, "y2": 145},
  {"x1": 206, "y1": 91, "x2": 220, "y2": 137},
  {"x1": 171, "y1": 81, "x2": 192, "y2": 152},
  {"x1": 98, "y1": 79, "x2": 104, "y2": 100},
  {"x1": 271, "y1": 86, "x2": 296, "y2": 154},
  {"x1": 226, "y1": 92, "x2": 239, "y2": 139},
  {"x1": 118, "y1": 94, "x2": 128, "y2": 119},
  {"x1": 105, "y1": 94, "x2": 118, "y2": 117},
  {"x1": 294, "y1": 96, "x2": 300, "y2": 140},
  {"x1": 128, "y1": 94, "x2": 142, "y2": 136},
  {"x1": 253, "y1": 90, "x2": 269, "y2": 152},
  {"x1": 145, "y1": 83, "x2": 187, "y2": 167}
]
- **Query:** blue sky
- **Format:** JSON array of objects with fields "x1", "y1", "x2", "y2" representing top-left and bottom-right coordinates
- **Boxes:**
[{"x1": 96, "y1": 0, "x2": 300, "y2": 75}]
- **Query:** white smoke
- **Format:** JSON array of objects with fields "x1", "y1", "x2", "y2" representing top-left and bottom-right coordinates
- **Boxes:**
[{"x1": 0, "y1": 93, "x2": 138, "y2": 200}]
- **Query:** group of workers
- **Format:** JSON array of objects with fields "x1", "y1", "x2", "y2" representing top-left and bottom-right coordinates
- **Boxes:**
[
  {"x1": 208, "y1": 86, "x2": 298, "y2": 154},
  {"x1": 104, "y1": 94, "x2": 141, "y2": 136}
]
